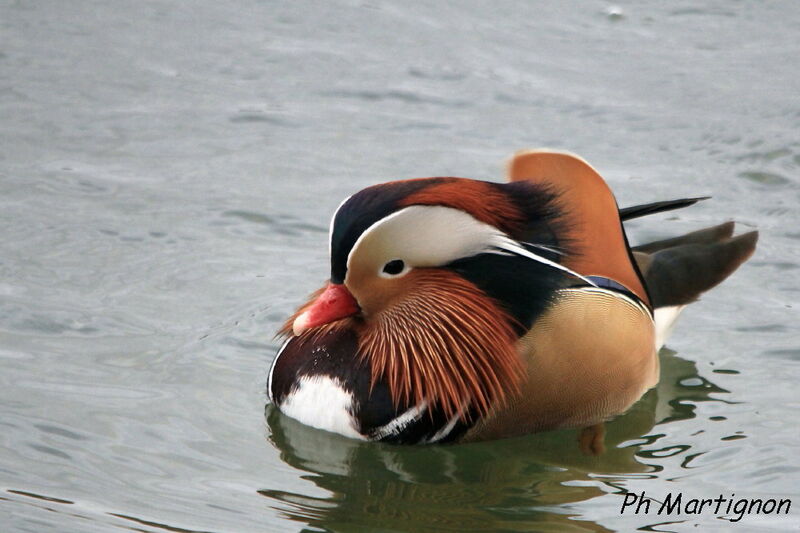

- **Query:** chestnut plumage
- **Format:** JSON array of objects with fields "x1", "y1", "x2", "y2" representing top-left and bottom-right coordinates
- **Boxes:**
[{"x1": 269, "y1": 150, "x2": 758, "y2": 444}]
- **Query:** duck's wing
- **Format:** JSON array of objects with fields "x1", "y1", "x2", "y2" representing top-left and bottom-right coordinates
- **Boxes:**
[
  {"x1": 506, "y1": 149, "x2": 650, "y2": 307},
  {"x1": 506, "y1": 150, "x2": 758, "y2": 309},
  {"x1": 471, "y1": 150, "x2": 657, "y2": 442}
]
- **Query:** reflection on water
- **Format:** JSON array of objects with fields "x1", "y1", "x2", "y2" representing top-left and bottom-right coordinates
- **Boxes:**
[{"x1": 261, "y1": 350, "x2": 728, "y2": 532}]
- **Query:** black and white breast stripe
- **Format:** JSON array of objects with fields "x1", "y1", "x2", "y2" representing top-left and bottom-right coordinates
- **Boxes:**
[
  {"x1": 580, "y1": 275, "x2": 652, "y2": 317},
  {"x1": 268, "y1": 328, "x2": 473, "y2": 444}
]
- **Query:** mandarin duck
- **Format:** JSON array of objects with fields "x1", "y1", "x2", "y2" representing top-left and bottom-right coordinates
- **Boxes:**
[{"x1": 268, "y1": 150, "x2": 757, "y2": 445}]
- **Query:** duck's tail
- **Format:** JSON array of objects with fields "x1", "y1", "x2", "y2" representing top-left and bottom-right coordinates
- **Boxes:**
[
  {"x1": 633, "y1": 222, "x2": 758, "y2": 308},
  {"x1": 629, "y1": 222, "x2": 758, "y2": 349}
]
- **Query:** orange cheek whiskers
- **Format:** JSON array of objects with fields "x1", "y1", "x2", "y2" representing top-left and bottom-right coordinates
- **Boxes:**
[{"x1": 358, "y1": 271, "x2": 523, "y2": 420}]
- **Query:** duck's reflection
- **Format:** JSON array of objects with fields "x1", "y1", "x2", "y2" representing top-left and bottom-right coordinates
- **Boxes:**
[{"x1": 260, "y1": 350, "x2": 727, "y2": 532}]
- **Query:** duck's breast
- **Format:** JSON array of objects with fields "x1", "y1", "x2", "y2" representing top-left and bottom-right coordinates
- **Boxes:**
[
  {"x1": 464, "y1": 286, "x2": 658, "y2": 441},
  {"x1": 269, "y1": 327, "x2": 473, "y2": 443}
]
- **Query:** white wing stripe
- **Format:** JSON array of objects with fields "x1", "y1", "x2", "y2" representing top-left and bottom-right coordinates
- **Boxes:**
[
  {"x1": 369, "y1": 402, "x2": 427, "y2": 440},
  {"x1": 490, "y1": 235, "x2": 598, "y2": 286},
  {"x1": 425, "y1": 411, "x2": 462, "y2": 443}
]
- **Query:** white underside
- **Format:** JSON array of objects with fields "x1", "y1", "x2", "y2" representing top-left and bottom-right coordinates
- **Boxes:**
[
  {"x1": 279, "y1": 378, "x2": 456, "y2": 442},
  {"x1": 654, "y1": 305, "x2": 686, "y2": 351},
  {"x1": 280, "y1": 375, "x2": 365, "y2": 440}
]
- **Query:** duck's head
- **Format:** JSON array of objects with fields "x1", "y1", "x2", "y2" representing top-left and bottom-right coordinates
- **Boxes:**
[{"x1": 281, "y1": 176, "x2": 585, "y2": 418}]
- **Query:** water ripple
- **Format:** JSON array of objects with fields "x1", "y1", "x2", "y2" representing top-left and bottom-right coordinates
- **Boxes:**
[{"x1": 320, "y1": 89, "x2": 470, "y2": 108}]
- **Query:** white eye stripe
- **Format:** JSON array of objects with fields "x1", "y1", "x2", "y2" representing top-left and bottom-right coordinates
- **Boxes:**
[
  {"x1": 345, "y1": 204, "x2": 596, "y2": 285},
  {"x1": 347, "y1": 205, "x2": 503, "y2": 273}
]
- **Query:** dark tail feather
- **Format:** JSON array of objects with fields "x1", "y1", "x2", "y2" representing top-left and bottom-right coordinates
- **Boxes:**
[
  {"x1": 641, "y1": 229, "x2": 758, "y2": 308},
  {"x1": 620, "y1": 197, "x2": 710, "y2": 222},
  {"x1": 633, "y1": 221, "x2": 735, "y2": 255}
]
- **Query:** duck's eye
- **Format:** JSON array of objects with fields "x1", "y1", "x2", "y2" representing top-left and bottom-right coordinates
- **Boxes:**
[{"x1": 381, "y1": 259, "x2": 406, "y2": 276}]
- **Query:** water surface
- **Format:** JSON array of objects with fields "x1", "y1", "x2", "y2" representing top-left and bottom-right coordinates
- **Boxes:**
[{"x1": 1, "y1": 1, "x2": 798, "y2": 531}]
